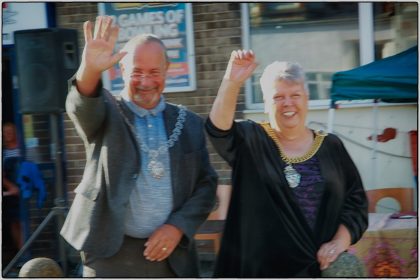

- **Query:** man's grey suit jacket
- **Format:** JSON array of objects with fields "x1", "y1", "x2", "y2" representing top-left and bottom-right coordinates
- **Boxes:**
[{"x1": 60, "y1": 83, "x2": 217, "y2": 277}]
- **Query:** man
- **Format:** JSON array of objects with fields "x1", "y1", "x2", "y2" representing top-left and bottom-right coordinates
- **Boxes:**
[{"x1": 60, "y1": 16, "x2": 217, "y2": 277}]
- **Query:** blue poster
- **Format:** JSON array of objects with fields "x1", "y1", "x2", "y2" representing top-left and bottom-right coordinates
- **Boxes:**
[{"x1": 99, "y1": 3, "x2": 196, "y2": 93}]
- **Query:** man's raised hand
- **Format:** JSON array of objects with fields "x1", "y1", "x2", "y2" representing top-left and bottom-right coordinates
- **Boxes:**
[
  {"x1": 81, "y1": 16, "x2": 127, "y2": 74},
  {"x1": 76, "y1": 16, "x2": 127, "y2": 96}
]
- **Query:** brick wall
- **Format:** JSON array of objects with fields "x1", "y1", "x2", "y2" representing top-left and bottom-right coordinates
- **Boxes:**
[
  {"x1": 55, "y1": 2, "x2": 243, "y2": 199},
  {"x1": 55, "y1": 3, "x2": 98, "y2": 201},
  {"x1": 168, "y1": 3, "x2": 244, "y2": 184}
]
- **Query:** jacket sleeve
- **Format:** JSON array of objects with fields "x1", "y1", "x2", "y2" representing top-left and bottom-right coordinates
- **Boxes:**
[
  {"x1": 167, "y1": 147, "x2": 218, "y2": 245},
  {"x1": 205, "y1": 117, "x2": 247, "y2": 166},
  {"x1": 333, "y1": 135, "x2": 369, "y2": 244},
  {"x1": 166, "y1": 114, "x2": 218, "y2": 245},
  {"x1": 65, "y1": 77, "x2": 107, "y2": 143}
]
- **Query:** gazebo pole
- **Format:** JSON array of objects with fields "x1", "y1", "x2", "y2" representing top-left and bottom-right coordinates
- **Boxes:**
[
  {"x1": 371, "y1": 99, "x2": 379, "y2": 189},
  {"x1": 327, "y1": 101, "x2": 336, "y2": 133}
]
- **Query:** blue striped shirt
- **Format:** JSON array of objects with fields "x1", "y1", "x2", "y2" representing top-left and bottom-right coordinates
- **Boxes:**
[{"x1": 122, "y1": 96, "x2": 174, "y2": 238}]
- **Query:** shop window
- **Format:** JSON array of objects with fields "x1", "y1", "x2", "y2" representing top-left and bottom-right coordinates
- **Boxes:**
[
  {"x1": 373, "y1": 2, "x2": 417, "y2": 59},
  {"x1": 245, "y1": 3, "x2": 418, "y2": 110},
  {"x1": 246, "y1": 3, "x2": 360, "y2": 108}
]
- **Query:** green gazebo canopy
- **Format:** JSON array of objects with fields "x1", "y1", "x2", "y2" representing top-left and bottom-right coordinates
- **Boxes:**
[{"x1": 331, "y1": 46, "x2": 418, "y2": 104}]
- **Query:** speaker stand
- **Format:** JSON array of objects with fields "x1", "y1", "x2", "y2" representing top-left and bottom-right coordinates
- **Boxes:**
[{"x1": 3, "y1": 113, "x2": 68, "y2": 277}]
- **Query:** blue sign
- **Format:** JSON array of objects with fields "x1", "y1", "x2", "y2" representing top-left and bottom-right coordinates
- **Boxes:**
[{"x1": 99, "y1": 3, "x2": 196, "y2": 93}]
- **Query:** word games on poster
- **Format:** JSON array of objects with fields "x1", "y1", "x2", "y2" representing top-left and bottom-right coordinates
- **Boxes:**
[{"x1": 99, "y1": 3, "x2": 196, "y2": 93}]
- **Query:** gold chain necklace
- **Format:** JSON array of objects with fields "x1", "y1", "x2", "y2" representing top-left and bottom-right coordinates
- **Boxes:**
[{"x1": 260, "y1": 122, "x2": 327, "y2": 188}]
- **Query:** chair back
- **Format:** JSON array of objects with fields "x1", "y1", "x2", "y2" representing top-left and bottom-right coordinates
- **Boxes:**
[{"x1": 366, "y1": 187, "x2": 414, "y2": 212}]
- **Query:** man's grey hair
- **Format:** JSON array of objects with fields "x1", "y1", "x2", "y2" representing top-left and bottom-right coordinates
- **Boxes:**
[{"x1": 119, "y1": 34, "x2": 169, "y2": 66}]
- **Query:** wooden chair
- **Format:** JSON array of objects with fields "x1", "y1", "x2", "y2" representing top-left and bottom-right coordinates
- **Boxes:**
[
  {"x1": 366, "y1": 187, "x2": 414, "y2": 212},
  {"x1": 195, "y1": 185, "x2": 231, "y2": 255}
]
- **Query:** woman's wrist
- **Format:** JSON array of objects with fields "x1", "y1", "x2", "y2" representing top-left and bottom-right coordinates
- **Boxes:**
[
  {"x1": 332, "y1": 224, "x2": 352, "y2": 250},
  {"x1": 218, "y1": 79, "x2": 242, "y2": 99}
]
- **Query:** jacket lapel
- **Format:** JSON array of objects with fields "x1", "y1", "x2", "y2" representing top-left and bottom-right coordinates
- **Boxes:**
[{"x1": 163, "y1": 104, "x2": 183, "y2": 208}]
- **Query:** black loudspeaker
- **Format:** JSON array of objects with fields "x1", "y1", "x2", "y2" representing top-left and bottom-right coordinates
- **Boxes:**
[{"x1": 14, "y1": 28, "x2": 79, "y2": 114}]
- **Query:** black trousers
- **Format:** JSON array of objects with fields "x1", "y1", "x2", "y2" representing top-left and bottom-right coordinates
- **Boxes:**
[{"x1": 81, "y1": 235, "x2": 176, "y2": 277}]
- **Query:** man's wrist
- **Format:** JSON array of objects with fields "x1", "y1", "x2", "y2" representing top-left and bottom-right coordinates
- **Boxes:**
[{"x1": 75, "y1": 65, "x2": 102, "y2": 97}]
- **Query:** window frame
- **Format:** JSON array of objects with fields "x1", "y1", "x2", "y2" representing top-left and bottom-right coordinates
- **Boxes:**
[{"x1": 241, "y1": 3, "x2": 377, "y2": 111}]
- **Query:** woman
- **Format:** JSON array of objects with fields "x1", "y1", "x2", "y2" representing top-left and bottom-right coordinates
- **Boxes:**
[{"x1": 205, "y1": 50, "x2": 368, "y2": 277}]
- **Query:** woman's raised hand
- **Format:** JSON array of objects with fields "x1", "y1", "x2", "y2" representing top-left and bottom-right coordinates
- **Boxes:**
[
  {"x1": 224, "y1": 49, "x2": 258, "y2": 85},
  {"x1": 209, "y1": 49, "x2": 258, "y2": 130},
  {"x1": 81, "y1": 16, "x2": 127, "y2": 75}
]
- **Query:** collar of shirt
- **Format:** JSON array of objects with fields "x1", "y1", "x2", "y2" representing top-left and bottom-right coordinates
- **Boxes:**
[{"x1": 121, "y1": 89, "x2": 166, "y2": 117}]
